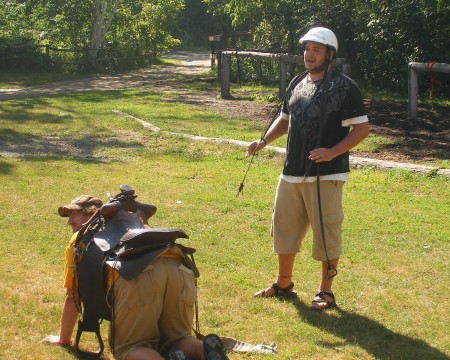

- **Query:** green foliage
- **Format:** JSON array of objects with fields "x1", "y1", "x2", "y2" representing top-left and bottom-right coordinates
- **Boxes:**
[
  {"x1": 2, "y1": 0, "x2": 186, "y2": 73},
  {"x1": 229, "y1": 57, "x2": 283, "y2": 85},
  {"x1": 202, "y1": 0, "x2": 450, "y2": 95},
  {"x1": 138, "y1": 0, "x2": 184, "y2": 56},
  {"x1": 0, "y1": 1, "x2": 45, "y2": 70},
  {"x1": 172, "y1": 0, "x2": 217, "y2": 48},
  {"x1": 355, "y1": 0, "x2": 450, "y2": 91},
  {"x1": 2, "y1": 0, "x2": 450, "y2": 95},
  {"x1": 0, "y1": 36, "x2": 47, "y2": 71},
  {"x1": 40, "y1": 1, "x2": 94, "y2": 48}
]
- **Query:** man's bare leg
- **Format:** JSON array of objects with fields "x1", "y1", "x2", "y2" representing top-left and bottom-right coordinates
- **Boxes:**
[
  {"x1": 173, "y1": 337, "x2": 204, "y2": 360},
  {"x1": 254, "y1": 253, "x2": 297, "y2": 296},
  {"x1": 125, "y1": 347, "x2": 164, "y2": 360},
  {"x1": 311, "y1": 257, "x2": 339, "y2": 310}
]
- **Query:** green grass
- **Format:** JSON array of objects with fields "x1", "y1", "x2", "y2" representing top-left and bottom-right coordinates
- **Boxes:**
[
  {"x1": 0, "y1": 90, "x2": 449, "y2": 360},
  {"x1": 0, "y1": 89, "x2": 275, "y2": 144}
]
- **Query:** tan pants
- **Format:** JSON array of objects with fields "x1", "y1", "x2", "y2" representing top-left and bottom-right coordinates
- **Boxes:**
[
  {"x1": 110, "y1": 252, "x2": 197, "y2": 360},
  {"x1": 272, "y1": 178, "x2": 344, "y2": 261}
]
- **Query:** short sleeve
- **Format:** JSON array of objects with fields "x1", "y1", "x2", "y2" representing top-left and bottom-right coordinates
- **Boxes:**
[
  {"x1": 63, "y1": 233, "x2": 78, "y2": 289},
  {"x1": 340, "y1": 80, "x2": 368, "y2": 127}
]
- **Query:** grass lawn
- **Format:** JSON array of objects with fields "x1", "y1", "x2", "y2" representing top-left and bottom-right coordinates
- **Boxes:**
[{"x1": 0, "y1": 91, "x2": 449, "y2": 360}]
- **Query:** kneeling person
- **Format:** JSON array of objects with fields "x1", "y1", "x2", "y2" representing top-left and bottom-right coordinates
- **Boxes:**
[{"x1": 45, "y1": 191, "x2": 228, "y2": 360}]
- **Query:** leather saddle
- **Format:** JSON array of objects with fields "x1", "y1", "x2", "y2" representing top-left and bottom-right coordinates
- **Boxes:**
[{"x1": 92, "y1": 209, "x2": 191, "y2": 279}]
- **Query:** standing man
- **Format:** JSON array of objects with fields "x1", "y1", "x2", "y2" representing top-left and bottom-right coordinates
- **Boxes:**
[{"x1": 246, "y1": 27, "x2": 369, "y2": 310}]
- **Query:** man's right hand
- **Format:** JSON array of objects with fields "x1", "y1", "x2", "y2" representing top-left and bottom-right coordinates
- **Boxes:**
[{"x1": 246, "y1": 140, "x2": 265, "y2": 157}]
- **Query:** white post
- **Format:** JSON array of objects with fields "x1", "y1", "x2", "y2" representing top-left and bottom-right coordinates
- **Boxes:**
[
  {"x1": 408, "y1": 62, "x2": 450, "y2": 119},
  {"x1": 408, "y1": 63, "x2": 419, "y2": 119},
  {"x1": 279, "y1": 60, "x2": 287, "y2": 98}
]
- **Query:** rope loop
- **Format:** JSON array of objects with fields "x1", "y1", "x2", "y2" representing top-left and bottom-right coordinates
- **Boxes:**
[{"x1": 426, "y1": 61, "x2": 439, "y2": 98}]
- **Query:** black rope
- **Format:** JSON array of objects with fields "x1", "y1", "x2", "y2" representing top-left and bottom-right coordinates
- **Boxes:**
[
  {"x1": 236, "y1": 71, "x2": 307, "y2": 197},
  {"x1": 312, "y1": 49, "x2": 338, "y2": 279},
  {"x1": 316, "y1": 165, "x2": 338, "y2": 279}
]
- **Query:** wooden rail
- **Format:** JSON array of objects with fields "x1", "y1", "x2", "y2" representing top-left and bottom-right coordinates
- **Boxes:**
[
  {"x1": 7, "y1": 44, "x2": 149, "y2": 67},
  {"x1": 219, "y1": 51, "x2": 351, "y2": 99}
]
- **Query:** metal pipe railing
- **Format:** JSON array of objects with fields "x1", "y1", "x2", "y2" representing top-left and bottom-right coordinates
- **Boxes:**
[{"x1": 408, "y1": 62, "x2": 450, "y2": 119}]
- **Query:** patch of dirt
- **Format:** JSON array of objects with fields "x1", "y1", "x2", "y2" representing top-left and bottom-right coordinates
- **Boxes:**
[
  {"x1": 357, "y1": 100, "x2": 449, "y2": 163},
  {"x1": 161, "y1": 51, "x2": 450, "y2": 165},
  {"x1": 162, "y1": 87, "x2": 449, "y2": 165}
]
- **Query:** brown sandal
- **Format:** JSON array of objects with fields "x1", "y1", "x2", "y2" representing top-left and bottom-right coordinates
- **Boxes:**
[
  {"x1": 254, "y1": 282, "x2": 297, "y2": 298},
  {"x1": 311, "y1": 290, "x2": 336, "y2": 310}
]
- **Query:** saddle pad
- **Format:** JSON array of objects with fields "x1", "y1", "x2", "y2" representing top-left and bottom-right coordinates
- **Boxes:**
[{"x1": 105, "y1": 245, "x2": 171, "y2": 280}]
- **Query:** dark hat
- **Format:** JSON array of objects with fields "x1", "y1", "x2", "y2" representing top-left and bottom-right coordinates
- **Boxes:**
[{"x1": 58, "y1": 195, "x2": 103, "y2": 217}]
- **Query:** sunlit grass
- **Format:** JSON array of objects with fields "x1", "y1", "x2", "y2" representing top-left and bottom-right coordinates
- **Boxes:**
[
  {"x1": 0, "y1": 89, "x2": 449, "y2": 360},
  {"x1": 352, "y1": 133, "x2": 397, "y2": 152}
]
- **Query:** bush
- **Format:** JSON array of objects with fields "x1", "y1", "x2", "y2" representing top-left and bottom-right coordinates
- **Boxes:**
[{"x1": 0, "y1": 36, "x2": 48, "y2": 71}]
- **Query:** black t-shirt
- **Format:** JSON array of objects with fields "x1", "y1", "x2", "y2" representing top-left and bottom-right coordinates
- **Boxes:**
[{"x1": 281, "y1": 69, "x2": 367, "y2": 177}]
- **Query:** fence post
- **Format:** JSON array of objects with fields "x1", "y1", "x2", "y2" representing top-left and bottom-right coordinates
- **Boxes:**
[
  {"x1": 408, "y1": 63, "x2": 418, "y2": 119},
  {"x1": 221, "y1": 53, "x2": 231, "y2": 99},
  {"x1": 217, "y1": 50, "x2": 222, "y2": 81},
  {"x1": 45, "y1": 45, "x2": 50, "y2": 68},
  {"x1": 256, "y1": 59, "x2": 262, "y2": 81},
  {"x1": 334, "y1": 58, "x2": 351, "y2": 76},
  {"x1": 279, "y1": 59, "x2": 287, "y2": 98}
]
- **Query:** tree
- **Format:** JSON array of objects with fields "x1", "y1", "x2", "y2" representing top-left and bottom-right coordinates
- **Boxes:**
[
  {"x1": 173, "y1": 0, "x2": 217, "y2": 47},
  {"x1": 201, "y1": 0, "x2": 449, "y2": 93},
  {"x1": 354, "y1": 0, "x2": 450, "y2": 91},
  {"x1": 2, "y1": 0, "x2": 188, "y2": 71},
  {"x1": 89, "y1": 0, "x2": 120, "y2": 60},
  {"x1": 0, "y1": 1, "x2": 48, "y2": 70}
]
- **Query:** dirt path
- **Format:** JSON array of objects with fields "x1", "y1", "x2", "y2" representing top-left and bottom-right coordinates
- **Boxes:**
[
  {"x1": 0, "y1": 51, "x2": 211, "y2": 99},
  {"x1": 1, "y1": 50, "x2": 448, "y2": 172}
]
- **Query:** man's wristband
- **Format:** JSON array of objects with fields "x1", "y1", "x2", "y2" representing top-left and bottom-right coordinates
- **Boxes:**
[
  {"x1": 261, "y1": 137, "x2": 267, "y2": 147},
  {"x1": 58, "y1": 339, "x2": 72, "y2": 346}
]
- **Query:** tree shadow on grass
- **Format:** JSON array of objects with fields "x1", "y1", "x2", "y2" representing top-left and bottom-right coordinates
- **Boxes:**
[
  {"x1": 60, "y1": 344, "x2": 109, "y2": 360},
  {"x1": 0, "y1": 159, "x2": 15, "y2": 174},
  {"x1": 0, "y1": 130, "x2": 143, "y2": 168},
  {"x1": 291, "y1": 298, "x2": 448, "y2": 360}
]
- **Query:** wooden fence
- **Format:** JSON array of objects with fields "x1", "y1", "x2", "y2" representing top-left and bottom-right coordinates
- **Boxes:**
[
  {"x1": 219, "y1": 51, "x2": 351, "y2": 99},
  {"x1": 6, "y1": 44, "x2": 150, "y2": 68}
]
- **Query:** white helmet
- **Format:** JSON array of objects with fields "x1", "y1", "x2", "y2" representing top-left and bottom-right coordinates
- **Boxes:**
[{"x1": 299, "y1": 27, "x2": 338, "y2": 52}]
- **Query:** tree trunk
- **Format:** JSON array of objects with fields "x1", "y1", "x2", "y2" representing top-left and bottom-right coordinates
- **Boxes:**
[{"x1": 88, "y1": 0, "x2": 120, "y2": 61}]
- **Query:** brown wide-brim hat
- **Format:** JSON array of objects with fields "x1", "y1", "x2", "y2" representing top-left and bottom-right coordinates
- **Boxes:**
[{"x1": 58, "y1": 195, "x2": 103, "y2": 217}]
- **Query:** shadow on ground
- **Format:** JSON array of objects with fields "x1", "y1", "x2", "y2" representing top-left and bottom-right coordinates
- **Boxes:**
[{"x1": 291, "y1": 298, "x2": 448, "y2": 360}]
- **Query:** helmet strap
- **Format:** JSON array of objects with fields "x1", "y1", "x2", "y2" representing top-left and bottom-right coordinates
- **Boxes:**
[{"x1": 324, "y1": 48, "x2": 331, "y2": 79}]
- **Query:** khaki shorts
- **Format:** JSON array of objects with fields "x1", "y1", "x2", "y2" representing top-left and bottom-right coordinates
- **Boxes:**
[
  {"x1": 110, "y1": 252, "x2": 197, "y2": 360},
  {"x1": 272, "y1": 178, "x2": 344, "y2": 261}
]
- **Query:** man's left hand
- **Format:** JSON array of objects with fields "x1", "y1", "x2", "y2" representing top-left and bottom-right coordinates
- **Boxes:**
[{"x1": 309, "y1": 148, "x2": 335, "y2": 163}]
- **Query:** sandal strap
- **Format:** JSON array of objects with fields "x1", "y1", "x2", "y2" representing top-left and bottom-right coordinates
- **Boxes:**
[
  {"x1": 272, "y1": 282, "x2": 294, "y2": 294},
  {"x1": 312, "y1": 290, "x2": 335, "y2": 303}
]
